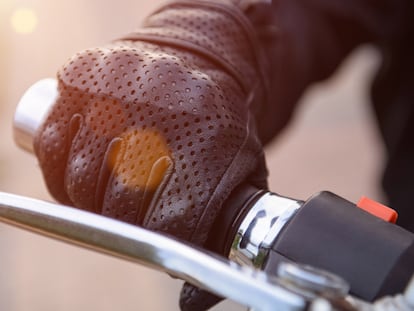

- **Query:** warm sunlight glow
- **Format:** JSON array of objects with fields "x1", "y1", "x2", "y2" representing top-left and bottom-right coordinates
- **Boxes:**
[
  {"x1": 107, "y1": 128, "x2": 173, "y2": 191},
  {"x1": 10, "y1": 8, "x2": 38, "y2": 34}
]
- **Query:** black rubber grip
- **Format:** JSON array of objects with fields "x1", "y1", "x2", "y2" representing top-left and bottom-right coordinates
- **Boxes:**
[{"x1": 266, "y1": 191, "x2": 414, "y2": 301}]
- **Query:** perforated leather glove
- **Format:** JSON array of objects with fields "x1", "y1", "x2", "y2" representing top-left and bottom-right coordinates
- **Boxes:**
[{"x1": 33, "y1": 0, "x2": 269, "y2": 309}]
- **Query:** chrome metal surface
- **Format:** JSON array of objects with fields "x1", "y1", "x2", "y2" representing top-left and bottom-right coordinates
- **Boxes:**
[
  {"x1": 277, "y1": 262, "x2": 350, "y2": 299},
  {"x1": 406, "y1": 276, "x2": 414, "y2": 308},
  {"x1": 13, "y1": 78, "x2": 57, "y2": 153},
  {"x1": 0, "y1": 191, "x2": 306, "y2": 311},
  {"x1": 230, "y1": 192, "x2": 302, "y2": 268}
]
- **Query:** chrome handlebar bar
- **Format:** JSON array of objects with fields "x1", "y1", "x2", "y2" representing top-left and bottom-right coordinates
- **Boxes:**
[
  {"x1": 0, "y1": 191, "x2": 305, "y2": 311},
  {"x1": 1, "y1": 191, "x2": 413, "y2": 311}
]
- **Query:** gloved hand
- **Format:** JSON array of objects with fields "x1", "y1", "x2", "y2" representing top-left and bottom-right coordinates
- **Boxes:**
[{"x1": 33, "y1": 0, "x2": 269, "y2": 309}]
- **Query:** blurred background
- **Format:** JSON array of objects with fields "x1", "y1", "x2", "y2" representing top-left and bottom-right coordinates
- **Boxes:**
[{"x1": 0, "y1": 0, "x2": 384, "y2": 310}]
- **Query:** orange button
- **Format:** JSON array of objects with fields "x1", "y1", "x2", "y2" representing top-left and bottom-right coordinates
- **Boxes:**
[{"x1": 357, "y1": 196, "x2": 398, "y2": 223}]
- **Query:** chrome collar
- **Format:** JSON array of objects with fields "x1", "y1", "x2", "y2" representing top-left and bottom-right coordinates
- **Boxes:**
[{"x1": 230, "y1": 192, "x2": 303, "y2": 268}]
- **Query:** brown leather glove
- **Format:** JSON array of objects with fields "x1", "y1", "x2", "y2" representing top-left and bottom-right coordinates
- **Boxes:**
[{"x1": 34, "y1": 0, "x2": 269, "y2": 309}]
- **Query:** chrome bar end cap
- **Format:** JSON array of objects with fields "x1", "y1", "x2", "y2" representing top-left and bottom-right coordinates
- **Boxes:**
[{"x1": 13, "y1": 78, "x2": 58, "y2": 153}]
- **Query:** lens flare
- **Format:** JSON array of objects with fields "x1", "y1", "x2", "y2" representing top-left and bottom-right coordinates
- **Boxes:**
[
  {"x1": 10, "y1": 8, "x2": 38, "y2": 34},
  {"x1": 108, "y1": 128, "x2": 173, "y2": 191}
]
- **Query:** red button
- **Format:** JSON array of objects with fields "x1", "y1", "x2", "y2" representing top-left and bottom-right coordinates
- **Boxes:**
[{"x1": 357, "y1": 196, "x2": 398, "y2": 223}]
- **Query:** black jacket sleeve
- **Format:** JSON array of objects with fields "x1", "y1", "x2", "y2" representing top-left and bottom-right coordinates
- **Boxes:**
[{"x1": 251, "y1": 0, "x2": 411, "y2": 144}]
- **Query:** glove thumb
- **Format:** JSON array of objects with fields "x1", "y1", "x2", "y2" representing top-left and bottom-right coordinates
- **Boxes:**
[
  {"x1": 179, "y1": 182, "x2": 267, "y2": 311},
  {"x1": 179, "y1": 282, "x2": 223, "y2": 311}
]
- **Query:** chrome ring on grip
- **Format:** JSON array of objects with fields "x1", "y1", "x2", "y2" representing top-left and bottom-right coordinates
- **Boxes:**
[{"x1": 230, "y1": 192, "x2": 303, "y2": 268}]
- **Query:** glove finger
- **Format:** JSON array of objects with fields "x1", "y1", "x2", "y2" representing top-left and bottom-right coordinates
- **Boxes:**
[
  {"x1": 64, "y1": 114, "x2": 109, "y2": 212},
  {"x1": 100, "y1": 129, "x2": 174, "y2": 224},
  {"x1": 179, "y1": 282, "x2": 223, "y2": 311},
  {"x1": 34, "y1": 96, "x2": 85, "y2": 205}
]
